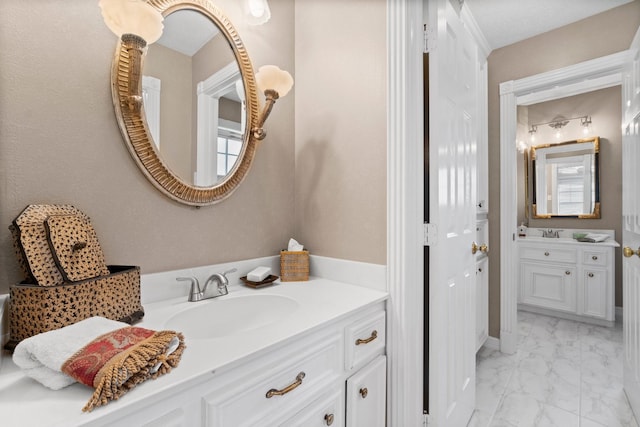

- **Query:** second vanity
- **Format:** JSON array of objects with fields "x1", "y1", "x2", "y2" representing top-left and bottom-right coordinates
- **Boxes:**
[
  {"x1": 518, "y1": 228, "x2": 619, "y2": 326},
  {"x1": 0, "y1": 264, "x2": 388, "y2": 427}
]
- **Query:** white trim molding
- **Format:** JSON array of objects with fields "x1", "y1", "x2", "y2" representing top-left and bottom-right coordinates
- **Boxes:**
[
  {"x1": 387, "y1": 0, "x2": 425, "y2": 425},
  {"x1": 499, "y1": 51, "x2": 629, "y2": 355}
]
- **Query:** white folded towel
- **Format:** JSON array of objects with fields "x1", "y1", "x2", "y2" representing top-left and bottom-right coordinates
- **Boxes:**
[
  {"x1": 13, "y1": 316, "x2": 186, "y2": 412},
  {"x1": 13, "y1": 317, "x2": 125, "y2": 390},
  {"x1": 578, "y1": 233, "x2": 610, "y2": 243}
]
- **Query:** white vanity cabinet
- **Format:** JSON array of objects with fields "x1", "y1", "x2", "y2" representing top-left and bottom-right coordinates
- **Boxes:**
[
  {"x1": 518, "y1": 236, "x2": 617, "y2": 325},
  {"x1": 0, "y1": 278, "x2": 388, "y2": 427},
  {"x1": 104, "y1": 304, "x2": 386, "y2": 427},
  {"x1": 475, "y1": 219, "x2": 489, "y2": 351}
]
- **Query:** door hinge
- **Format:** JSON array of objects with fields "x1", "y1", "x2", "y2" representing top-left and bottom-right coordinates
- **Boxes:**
[
  {"x1": 424, "y1": 223, "x2": 437, "y2": 246},
  {"x1": 424, "y1": 24, "x2": 436, "y2": 53}
]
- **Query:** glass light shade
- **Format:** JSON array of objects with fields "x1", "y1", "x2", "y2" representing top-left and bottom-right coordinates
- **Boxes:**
[
  {"x1": 255, "y1": 65, "x2": 294, "y2": 98},
  {"x1": 246, "y1": 0, "x2": 271, "y2": 25},
  {"x1": 99, "y1": 0, "x2": 164, "y2": 44}
]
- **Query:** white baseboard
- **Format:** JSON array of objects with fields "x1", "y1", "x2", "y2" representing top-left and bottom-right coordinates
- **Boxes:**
[{"x1": 483, "y1": 336, "x2": 500, "y2": 351}]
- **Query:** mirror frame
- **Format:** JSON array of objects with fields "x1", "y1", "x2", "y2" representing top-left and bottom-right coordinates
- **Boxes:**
[
  {"x1": 110, "y1": 0, "x2": 260, "y2": 206},
  {"x1": 529, "y1": 136, "x2": 601, "y2": 219}
]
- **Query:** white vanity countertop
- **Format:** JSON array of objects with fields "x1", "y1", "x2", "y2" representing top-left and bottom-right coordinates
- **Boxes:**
[
  {"x1": 517, "y1": 236, "x2": 620, "y2": 247},
  {"x1": 0, "y1": 278, "x2": 388, "y2": 427}
]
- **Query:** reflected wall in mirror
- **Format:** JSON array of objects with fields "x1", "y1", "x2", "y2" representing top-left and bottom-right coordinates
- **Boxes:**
[
  {"x1": 110, "y1": 0, "x2": 259, "y2": 205},
  {"x1": 529, "y1": 136, "x2": 600, "y2": 218},
  {"x1": 144, "y1": 8, "x2": 245, "y2": 187}
]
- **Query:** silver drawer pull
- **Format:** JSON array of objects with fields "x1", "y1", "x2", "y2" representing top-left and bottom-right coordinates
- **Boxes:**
[
  {"x1": 266, "y1": 372, "x2": 305, "y2": 398},
  {"x1": 565, "y1": 271, "x2": 571, "y2": 275},
  {"x1": 592, "y1": 255, "x2": 598, "y2": 261},
  {"x1": 588, "y1": 273, "x2": 594, "y2": 278},
  {"x1": 544, "y1": 252, "x2": 550, "y2": 256},
  {"x1": 356, "y1": 330, "x2": 378, "y2": 345}
]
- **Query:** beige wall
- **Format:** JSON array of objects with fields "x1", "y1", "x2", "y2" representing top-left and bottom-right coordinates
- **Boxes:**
[
  {"x1": 294, "y1": 0, "x2": 387, "y2": 264},
  {"x1": 517, "y1": 87, "x2": 623, "y2": 305},
  {"x1": 0, "y1": 0, "x2": 387, "y2": 295},
  {"x1": 487, "y1": 2, "x2": 640, "y2": 337},
  {"x1": 0, "y1": 0, "x2": 295, "y2": 294}
]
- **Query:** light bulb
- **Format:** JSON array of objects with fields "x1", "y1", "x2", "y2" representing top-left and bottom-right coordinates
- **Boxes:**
[
  {"x1": 247, "y1": 0, "x2": 271, "y2": 24},
  {"x1": 249, "y1": 0, "x2": 265, "y2": 17}
]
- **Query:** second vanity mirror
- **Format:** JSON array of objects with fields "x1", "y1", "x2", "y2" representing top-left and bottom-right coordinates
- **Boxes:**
[
  {"x1": 108, "y1": 0, "x2": 260, "y2": 206},
  {"x1": 529, "y1": 136, "x2": 600, "y2": 218}
]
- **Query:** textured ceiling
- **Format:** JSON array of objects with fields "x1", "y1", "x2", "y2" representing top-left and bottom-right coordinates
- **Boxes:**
[{"x1": 464, "y1": 0, "x2": 633, "y2": 50}]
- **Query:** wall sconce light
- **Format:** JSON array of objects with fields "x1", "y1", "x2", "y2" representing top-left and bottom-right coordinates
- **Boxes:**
[
  {"x1": 246, "y1": 0, "x2": 271, "y2": 26},
  {"x1": 252, "y1": 65, "x2": 294, "y2": 140},
  {"x1": 99, "y1": 0, "x2": 164, "y2": 112}
]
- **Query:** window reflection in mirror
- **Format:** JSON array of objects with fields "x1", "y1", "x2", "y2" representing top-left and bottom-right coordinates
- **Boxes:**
[
  {"x1": 529, "y1": 137, "x2": 600, "y2": 218},
  {"x1": 143, "y1": 8, "x2": 245, "y2": 187}
]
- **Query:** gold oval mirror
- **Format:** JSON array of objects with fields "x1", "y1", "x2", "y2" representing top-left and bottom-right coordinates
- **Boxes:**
[{"x1": 110, "y1": 0, "x2": 259, "y2": 206}]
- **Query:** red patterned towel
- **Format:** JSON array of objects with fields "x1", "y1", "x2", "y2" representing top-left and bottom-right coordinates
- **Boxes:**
[{"x1": 61, "y1": 325, "x2": 185, "y2": 412}]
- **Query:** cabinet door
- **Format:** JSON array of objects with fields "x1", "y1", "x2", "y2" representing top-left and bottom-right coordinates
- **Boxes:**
[
  {"x1": 476, "y1": 258, "x2": 489, "y2": 352},
  {"x1": 346, "y1": 355, "x2": 386, "y2": 427},
  {"x1": 520, "y1": 262, "x2": 576, "y2": 312},
  {"x1": 582, "y1": 268, "x2": 610, "y2": 320},
  {"x1": 282, "y1": 389, "x2": 345, "y2": 427}
]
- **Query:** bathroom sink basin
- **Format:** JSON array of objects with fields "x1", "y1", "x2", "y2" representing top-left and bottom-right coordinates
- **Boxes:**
[{"x1": 165, "y1": 294, "x2": 299, "y2": 339}]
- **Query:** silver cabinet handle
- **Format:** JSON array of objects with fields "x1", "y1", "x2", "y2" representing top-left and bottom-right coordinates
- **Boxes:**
[
  {"x1": 565, "y1": 271, "x2": 571, "y2": 275},
  {"x1": 588, "y1": 272, "x2": 594, "y2": 278},
  {"x1": 544, "y1": 252, "x2": 550, "y2": 256},
  {"x1": 592, "y1": 255, "x2": 598, "y2": 261}
]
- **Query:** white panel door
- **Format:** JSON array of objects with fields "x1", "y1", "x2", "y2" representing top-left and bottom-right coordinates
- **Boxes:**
[
  {"x1": 623, "y1": 31, "x2": 640, "y2": 417},
  {"x1": 428, "y1": 0, "x2": 478, "y2": 425}
]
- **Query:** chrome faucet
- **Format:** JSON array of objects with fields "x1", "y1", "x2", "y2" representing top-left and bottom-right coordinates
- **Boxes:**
[
  {"x1": 176, "y1": 268, "x2": 237, "y2": 302},
  {"x1": 542, "y1": 229, "x2": 561, "y2": 238}
]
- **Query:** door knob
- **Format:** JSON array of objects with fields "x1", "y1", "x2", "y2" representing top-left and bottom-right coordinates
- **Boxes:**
[
  {"x1": 623, "y1": 246, "x2": 640, "y2": 258},
  {"x1": 472, "y1": 242, "x2": 478, "y2": 255},
  {"x1": 479, "y1": 243, "x2": 489, "y2": 254}
]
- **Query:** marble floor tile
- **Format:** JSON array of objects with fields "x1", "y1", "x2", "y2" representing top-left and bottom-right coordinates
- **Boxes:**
[
  {"x1": 491, "y1": 391, "x2": 580, "y2": 427},
  {"x1": 467, "y1": 409, "x2": 492, "y2": 427},
  {"x1": 469, "y1": 311, "x2": 639, "y2": 427}
]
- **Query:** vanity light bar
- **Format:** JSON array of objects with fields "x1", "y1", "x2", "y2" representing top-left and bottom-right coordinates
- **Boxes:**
[{"x1": 528, "y1": 115, "x2": 591, "y2": 134}]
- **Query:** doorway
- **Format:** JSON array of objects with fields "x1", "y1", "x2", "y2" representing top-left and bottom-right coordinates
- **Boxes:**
[{"x1": 499, "y1": 52, "x2": 628, "y2": 355}]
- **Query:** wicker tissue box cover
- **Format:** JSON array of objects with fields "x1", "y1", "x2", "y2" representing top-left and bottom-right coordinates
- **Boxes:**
[{"x1": 280, "y1": 250, "x2": 310, "y2": 282}]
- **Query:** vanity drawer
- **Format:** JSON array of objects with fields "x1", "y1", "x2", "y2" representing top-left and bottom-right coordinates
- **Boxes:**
[
  {"x1": 204, "y1": 336, "x2": 341, "y2": 427},
  {"x1": 345, "y1": 310, "x2": 386, "y2": 371},
  {"x1": 582, "y1": 249, "x2": 609, "y2": 267},
  {"x1": 519, "y1": 246, "x2": 577, "y2": 263}
]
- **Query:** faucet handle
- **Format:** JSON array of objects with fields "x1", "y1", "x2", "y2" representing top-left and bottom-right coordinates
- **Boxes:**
[
  {"x1": 176, "y1": 276, "x2": 198, "y2": 286},
  {"x1": 176, "y1": 276, "x2": 202, "y2": 301},
  {"x1": 222, "y1": 268, "x2": 237, "y2": 277}
]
